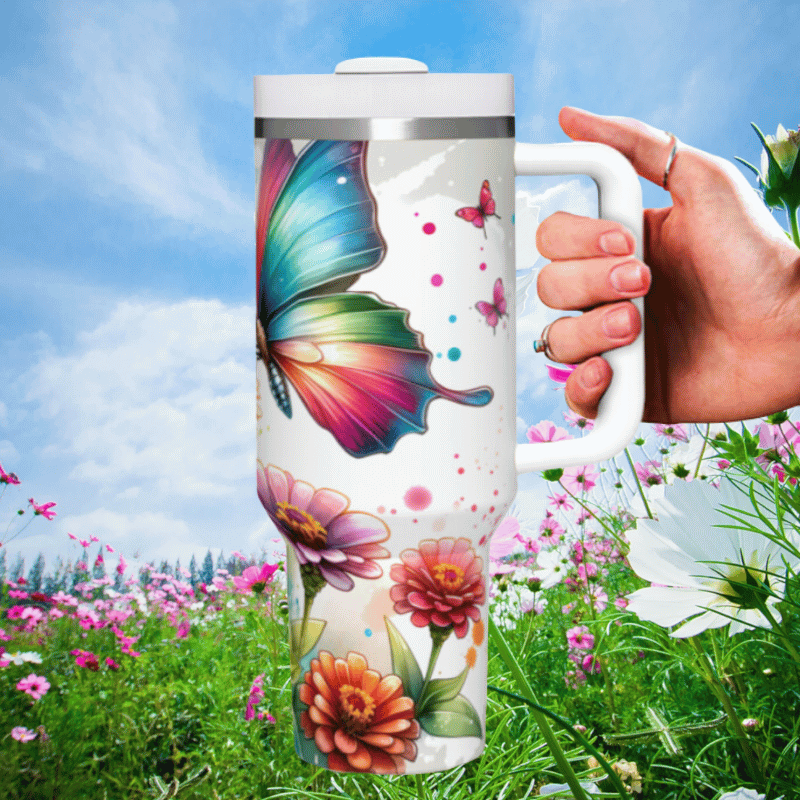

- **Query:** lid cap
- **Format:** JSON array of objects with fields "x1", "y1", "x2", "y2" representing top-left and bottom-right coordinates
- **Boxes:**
[{"x1": 335, "y1": 57, "x2": 428, "y2": 74}]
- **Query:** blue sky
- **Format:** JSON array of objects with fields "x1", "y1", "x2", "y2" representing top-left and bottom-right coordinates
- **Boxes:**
[{"x1": 1, "y1": 0, "x2": 798, "y2": 573}]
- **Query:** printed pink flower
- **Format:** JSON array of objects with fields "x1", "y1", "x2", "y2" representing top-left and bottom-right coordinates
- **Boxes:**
[
  {"x1": 11, "y1": 726, "x2": 37, "y2": 742},
  {"x1": 390, "y1": 537, "x2": 485, "y2": 639},
  {"x1": 16, "y1": 673, "x2": 50, "y2": 700},
  {"x1": 28, "y1": 498, "x2": 56, "y2": 520},
  {"x1": 298, "y1": 650, "x2": 419, "y2": 774},
  {"x1": 0, "y1": 463, "x2": 20, "y2": 485},
  {"x1": 258, "y1": 464, "x2": 390, "y2": 592},
  {"x1": 233, "y1": 563, "x2": 279, "y2": 594},
  {"x1": 526, "y1": 420, "x2": 572, "y2": 443},
  {"x1": 566, "y1": 625, "x2": 594, "y2": 650},
  {"x1": 562, "y1": 465, "x2": 599, "y2": 494}
]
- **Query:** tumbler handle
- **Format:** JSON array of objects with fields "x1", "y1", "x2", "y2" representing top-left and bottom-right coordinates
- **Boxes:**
[{"x1": 514, "y1": 142, "x2": 644, "y2": 473}]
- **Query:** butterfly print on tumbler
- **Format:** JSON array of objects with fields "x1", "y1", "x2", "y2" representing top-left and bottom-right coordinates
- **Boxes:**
[
  {"x1": 476, "y1": 278, "x2": 507, "y2": 334},
  {"x1": 256, "y1": 138, "x2": 493, "y2": 459},
  {"x1": 455, "y1": 180, "x2": 501, "y2": 238}
]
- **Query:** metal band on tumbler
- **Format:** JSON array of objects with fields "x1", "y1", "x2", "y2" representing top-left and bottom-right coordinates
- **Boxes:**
[{"x1": 255, "y1": 116, "x2": 514, "y2": 141}]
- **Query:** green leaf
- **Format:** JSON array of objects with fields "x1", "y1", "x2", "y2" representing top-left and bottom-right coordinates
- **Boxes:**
[
  {"x1": 734, "y1": 155, "x2": 761, "y2": 178},
  {"x1": 418, "y1": 694, "x2": 482, "y2": 738},
  {"x1": 384, "y1": 616, "x2": 423, "y2": 700},
  {"x1": 417, "y1": 665, "x2": 468, "y2": 716}
]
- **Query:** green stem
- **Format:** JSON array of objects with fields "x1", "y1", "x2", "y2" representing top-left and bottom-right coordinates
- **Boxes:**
[
  {"x1": 488, "y1": 617, "x2": 593, "y2": 800},
  {"x1": 693, "y1": 424, "x2": 711, "y2": 479},
  {"x1": 488, "y1": 684, "x2": 631, "y2": 800},
  {"x1": 786, "y1": 201, "x2": 800, "y2": 248},
  {"x1": 624, "y1": 447, "x2": 653, "y2": 519},
  {"x1": 754, "y1": 596, "x2": 800, "y2": 666},
  {"x1": 688, "y1": 636, "x2": 764, "y2": 788},
  {"x1": 414, "y1": 773, "x2": 425, "y2": 797},
  {"x1": 419, "y1": 625, "x2": 450, "y2": 704}
]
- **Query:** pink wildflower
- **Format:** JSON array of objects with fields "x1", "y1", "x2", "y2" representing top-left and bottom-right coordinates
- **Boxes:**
[
  {"x1": 233, "y1": 563, "x2": 279, "y2": 594},
  {"x1": 563, "y1": 410, "x2": 594, "y2": 431},
  {"x1": 653, "y1": 423, "x2": 689, "y2": 442},
  {"x1": 106, "y1": 657, "x2": 120, "y2": 671},
  {"x1": 0, "y1": 463, "x2": 21, "y2": 485},
  {"x1": 8, "y1": 590, "x2": 28, "y2": 599},
  {"x1": 526, "y1": 421, "x2": 571, "y2": 443},
  {"x1": 581, "y1": 654, "x2": 602, "y2": 674},
  {"x1": 11, "y1": 726, "x2": 37, "y2": 742},
  {"x1": 566, "y1": 625, "x2": 595, "y2": 650},
  {"x1": 548, "y1": 493, "x2": 573, "y2": 511},
  {"x1": 539, "y1": 516, "x2": 565, "y2": 545},
  {"x1": 634, "y1": 460, "x2": 663, "y2": 486},
  {"x1": 73, "y1": 650, "x2": 100, "y2": 671},
  {"x1": 28, "y1": 498, "x2": 57, "y2": 520},
  {"x1": 245, "y1": 674, "x2": 266, "y2": 720},
  {"x1": 16, "y1": 673, "x2": 50, "y2": 700},
  {"x1": 562, "y1": 465, "x2": 599, "y2": 494},
  {"x1": 547, "y1": 363, "x2": 577, "y2": 384}
]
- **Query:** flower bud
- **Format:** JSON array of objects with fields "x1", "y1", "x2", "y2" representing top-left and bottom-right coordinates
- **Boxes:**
[{"x1": 739, "y1": 123, "x2": 800, "y2": 213}]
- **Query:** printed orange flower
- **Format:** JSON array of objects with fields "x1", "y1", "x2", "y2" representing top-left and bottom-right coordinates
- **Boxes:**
[
  {"x1": 390, "y1": 537, "x2": 485, "y2": 639},
  {"x1": 298, "y1": 651, "x2": 420, "y2": 774}
]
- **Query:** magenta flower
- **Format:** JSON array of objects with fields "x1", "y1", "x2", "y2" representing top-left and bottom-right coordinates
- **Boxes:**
[
  {"x1": 11, "y1": 726, "x2": 37, "y2": 742},
  {"x1": 566, "y1": 625, "x2": 595, "y2": 650},
  {"x1": 562, "y1": 465, "x2": 599, "y2": 494},
  {"x1": 72, "y1": 649, "x2": 100, "y2": 671},
  {"x1": 28, "y1": 498, "x2": 56, "y2": 520},
  {"x1": 526, "y1": 420, "x2": 572, "y2": 444},
  {"x1": 581, "y1": 654, "x2": 602, "y2": 674},
  {"x1": 539, "y1": 516, "x2": 565, "y2": 545},
  {"x1": 258, "y1": 464, "x2": 390, "y2": 593},
  {"x1": 547, "y1": 363, "x2": 577, "y2": 384},
  {"x1": 233, "y1": 563, "x2": 279, "y2": 594},
  {"x1": 0, "y1": 463, "x2": 20, "y2": 485},
  {"x1": 390, "y1": 537, "x2": 485, "y2": 639},
  {"x1": 106, "y1": 657, "x2": 120, "y2": 671},
  {"x1": 245, "y1": 674, "x2": 265, "y2": 721},
  {"x1": 16, "y1": 673, "x2": 50, "y2": 700}
]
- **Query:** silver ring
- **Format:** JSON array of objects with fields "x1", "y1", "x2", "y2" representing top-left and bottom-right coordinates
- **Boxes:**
[
  {"x1": 663, "y1": 133, "x2": 678, "y2": 189},
  {"x1": 533, "y1": 322, "x2": 557, "y2": 361}
]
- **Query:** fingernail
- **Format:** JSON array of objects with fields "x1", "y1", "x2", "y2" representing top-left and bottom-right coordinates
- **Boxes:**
[
  {"x1": 609, "y1": 261, "x2": 644, "y2": 292},
  {"x1": 581, "y1": 361, "x2": 603, "y2": 389},
  {"x1": 602, "y1": 306, "x2": 632, "y2": 339},
  {"x1": 599, "y1": 231, "x2": 632, "y2": 255}
]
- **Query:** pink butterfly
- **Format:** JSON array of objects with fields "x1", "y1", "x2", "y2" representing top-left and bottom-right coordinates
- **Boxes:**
[
  {"x1": 455, "y1": 180, "x2": 500, "y2": 238},
  {"x1": 476, "y1": 278, "x2": 507, "y2": 333}
]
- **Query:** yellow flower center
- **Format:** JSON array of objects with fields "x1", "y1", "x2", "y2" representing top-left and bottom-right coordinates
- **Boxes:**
[
  {"x1": 432, "y1": 562, "x2": 465, "y2": 592},
  {"x1": 339, "y1": 684, "x2": 376, "y2": 733},
  {"x1": 275, "y1": 502, "x2": 327, "y2": 550}
]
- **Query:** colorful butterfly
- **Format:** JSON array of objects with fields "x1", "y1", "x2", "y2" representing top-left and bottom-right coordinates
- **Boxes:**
[
  {"x1": 455, "y1": 180, "x2": 500, "y2": 238},
  {"x1": 256, "y1": 138, "x2": 493, "y2": 458},
  {"x1": 476, "y1": 278, "x2": 507, "y2": 333}
]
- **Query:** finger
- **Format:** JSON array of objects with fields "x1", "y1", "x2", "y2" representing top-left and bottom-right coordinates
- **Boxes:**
[
  {"x1": 559, "y1": 106, "x2": 686, "y2": 195},
  {"x1": 536, "y1": 211, "x2": 635, "y2": 260},
  {"x1": 564, "y1": 358, "x2": 611, "y2": 420},
  {"x1": 544, "y1": 302, "x2": 641, "y2": 364},
  {"x1": 538, "y1": 256, "x2": 650, "y2": 310}
]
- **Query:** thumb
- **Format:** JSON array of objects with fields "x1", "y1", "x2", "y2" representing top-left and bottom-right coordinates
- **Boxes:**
[{"x1": 559, "y1": 107, "x2": 684, "y2": 194}]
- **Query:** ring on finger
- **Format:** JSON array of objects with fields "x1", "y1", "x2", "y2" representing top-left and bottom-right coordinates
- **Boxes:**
[
  {"x1": 533, "y1": 322, "x2": 558, "y2": 361},
  {"x1": 662, "y1": 132, "x2": 679, "y2": 189}
]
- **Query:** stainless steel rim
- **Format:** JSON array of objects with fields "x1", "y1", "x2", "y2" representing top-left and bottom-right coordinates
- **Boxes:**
[{"x1": 255, "y1": 116, "x2": 514, "y2": 140}]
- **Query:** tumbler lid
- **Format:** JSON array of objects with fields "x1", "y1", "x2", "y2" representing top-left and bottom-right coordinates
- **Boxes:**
[{"x1": 254, "y1": 58, "x2": 514, "y2": 120}]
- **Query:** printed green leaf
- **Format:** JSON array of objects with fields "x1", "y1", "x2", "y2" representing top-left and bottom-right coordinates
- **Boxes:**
[
  {"x1": 418, "y1": 694, "x2": 482, "y2": 738},
  {"x1": 384, "y1": 616, "x2": 424, "y2": 700},
  {"x1": 289, "y1": 618, "x2": 326, "y2": 681},
  {"x1": 417, "y1": 665, "x2": 468, "y2": 716}
]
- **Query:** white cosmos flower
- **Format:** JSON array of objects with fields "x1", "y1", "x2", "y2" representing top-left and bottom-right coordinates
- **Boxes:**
[
  {"x1": 626, "y1": 478, "x2": 800, "y2": 638},
  {"x1": 533, "y1": 547, "x2": 572, "y2": 590}
]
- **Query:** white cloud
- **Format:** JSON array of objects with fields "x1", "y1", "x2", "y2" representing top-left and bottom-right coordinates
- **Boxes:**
[
  {"x1": 23, "y1": 298, "x2": 254, "y2": 499},
  {"x1": 12, "y1": 0, "x2": 250, "y2": 241}
]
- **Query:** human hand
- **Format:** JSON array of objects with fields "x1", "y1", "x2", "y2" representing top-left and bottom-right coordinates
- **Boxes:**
[{"x1": 535, "y1": 107, "x2": 800, "y2": 423}]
